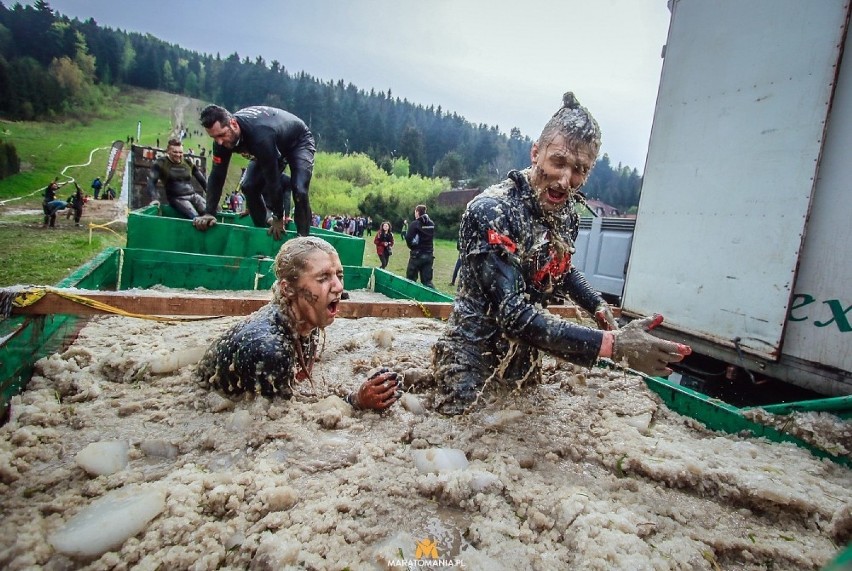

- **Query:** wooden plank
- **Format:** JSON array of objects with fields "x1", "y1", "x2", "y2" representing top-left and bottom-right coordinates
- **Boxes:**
[{"x1": 10, "y1": 290, "x2": 615, "y2": 320}]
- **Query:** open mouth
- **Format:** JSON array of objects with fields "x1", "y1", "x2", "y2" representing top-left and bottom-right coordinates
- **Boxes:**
[
  {"x1": 327, "y1": 299, "x2": 340, "y2": 317},
  {"x1": 546, "y1": 188, "x2": 567, "y2": 204}
]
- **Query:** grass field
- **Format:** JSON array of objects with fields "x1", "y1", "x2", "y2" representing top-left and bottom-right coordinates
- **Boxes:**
[
  {"x1": 0, "y1": 89, "x2": 178, "y2": 201},
  {"x1": 363, "y1": 235, "x2": 458, "y2": 296},
  {"x1": 0, "y1": 87, "x2": 459, "y2": 295}
]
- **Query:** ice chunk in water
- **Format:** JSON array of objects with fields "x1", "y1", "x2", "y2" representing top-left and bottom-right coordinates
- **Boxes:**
[
  {"x1": 75, "y1": 440, "x2": 129, "y2": 476},
  {"x1": 412, "y1": 448, "x2": 469, "y2": 474},
  {"x1": 48, "y1": 484, "x2": 166, "y2": 558}
]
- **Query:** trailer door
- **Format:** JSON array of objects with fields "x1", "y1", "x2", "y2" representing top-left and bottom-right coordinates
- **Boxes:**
[{"x1": 623, "y1": 0, "x2": 849, "y2": 360}]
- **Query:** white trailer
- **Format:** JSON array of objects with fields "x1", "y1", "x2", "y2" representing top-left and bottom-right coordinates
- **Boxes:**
[{"x1": 622, "y1": 0, "x2": 852, "y2": 395}]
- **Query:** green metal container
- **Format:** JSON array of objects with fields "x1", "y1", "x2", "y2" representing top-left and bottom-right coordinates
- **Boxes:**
[
  {"x1": 0, "y1": 248, "x2": 427, "y2": 419},
  {"x1": 640, "y1": 373, "x2": 851, "y2": 467},
  {"x1": 374, "y1": 268, "x2": 454, "y2": 303},
  {"x1": 129, "y1": 205, "x2": 365, "y2": 266}
]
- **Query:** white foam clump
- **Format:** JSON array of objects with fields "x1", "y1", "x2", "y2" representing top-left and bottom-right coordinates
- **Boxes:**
[
  {"x1": 48, "y1": 484, "x2": 167, "y2": 558},
  {"x1": 227, "y1": 410, "x2": 252, "y2": 431},
  {"x1": 75, "y1": 440, "x2": 129, "y2": 476},
  {"x1": 412, "y1": 448, "x2": 469, "y2": 474},
  {"x1": 147, "y1": 346, "x2": 208, "y2": 374}
]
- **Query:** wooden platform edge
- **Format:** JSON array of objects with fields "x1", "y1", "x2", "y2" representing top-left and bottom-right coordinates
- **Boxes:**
[{"x1": 7, "y1": 291, "x2": 612, "y2": 321}]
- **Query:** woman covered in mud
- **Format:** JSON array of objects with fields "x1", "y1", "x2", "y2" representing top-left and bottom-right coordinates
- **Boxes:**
[
  {"x1": 432, "y1": 92, "x2": 691, "y2": 415},
  {"x1": 194, "y1": 236, "x2": 399, "y2": 410}
]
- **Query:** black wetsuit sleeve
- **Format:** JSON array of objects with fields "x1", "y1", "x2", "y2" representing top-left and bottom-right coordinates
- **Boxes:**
[
  {"x1": 474, "y1": 249, "x2": 604, "y2": 367},
  {"x1": 205, "y1": 145, "x2": 232, "y2": 215},
  {"x1": 561, "y1": 267, "x2": 606, "y2": 314},
  {"x1": 145, "y1": 163, "x2": 162, "y2": 203}
]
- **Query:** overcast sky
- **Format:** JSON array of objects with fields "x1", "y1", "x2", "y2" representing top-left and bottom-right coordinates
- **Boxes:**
[{"x1": 33, "y1": 0, "x2": 672, "y2": 171}]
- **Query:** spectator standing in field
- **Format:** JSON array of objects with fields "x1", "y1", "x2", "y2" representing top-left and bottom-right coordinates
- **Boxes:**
[
  {"x1": 42, "y1": 178, "x2": 67, "y2": 228},
  {"x1": 90, "y1": 177, "x2": 102, "y2": 200},
  {"x1": 404, "y1": 204, "x2": 436, "y2": 289},
  {"x1": 374, "y1": 221, "x2": 395, "y2": 269},
  {"x1": 145, "y1": 138, "x2": 208, "y2": 220},
  {"x1": 67, "y1": 182, "x2": 85, "y2": 226},
  {"x1": 195, "y1": 105, "x2": 316, "y2": 238}
]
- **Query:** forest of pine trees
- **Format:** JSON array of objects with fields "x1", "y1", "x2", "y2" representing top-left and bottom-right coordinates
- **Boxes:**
[{"x1": 0, "y1": 0, "x2": 642, "y2": 211}]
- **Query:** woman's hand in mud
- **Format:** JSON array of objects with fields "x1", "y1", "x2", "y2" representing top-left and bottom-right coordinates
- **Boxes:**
[{"x1": 353, "y1": 370, "x2": 400, "y2": 411}]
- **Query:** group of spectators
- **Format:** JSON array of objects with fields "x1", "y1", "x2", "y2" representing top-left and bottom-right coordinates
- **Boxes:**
[{"x1": 320, "y1": 214, "x2": 372, "y2": 236}]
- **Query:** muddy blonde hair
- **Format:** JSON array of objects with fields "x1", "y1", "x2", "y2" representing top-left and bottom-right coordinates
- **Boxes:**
[
  {"x1": 272, "y1": 236, "x2": 338, "y2": 306},
  {"x1": 538, "y1": 92, "x2": 601, "y2": 157}
]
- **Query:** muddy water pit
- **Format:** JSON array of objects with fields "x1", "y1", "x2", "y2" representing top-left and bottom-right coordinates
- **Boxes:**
[{"x1": 0, "y1": 294, "x2": 850, "y2": 570}]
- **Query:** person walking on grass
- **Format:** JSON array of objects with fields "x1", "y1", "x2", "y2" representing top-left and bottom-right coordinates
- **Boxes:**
[{"x1": 374, "y1": 221, "x2": 395, "y2": 269}]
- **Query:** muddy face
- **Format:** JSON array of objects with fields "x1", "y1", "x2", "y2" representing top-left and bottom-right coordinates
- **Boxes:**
[
  {"x1": 205, "y1": 118, "x2": 240, "y2": 149},
  {"x1": 529, "y1": 134, "x2": 595, "y2": 213},
  {"x1": 166, "y1": 144, "x2": 184, "y2": 164},
  {"x1": 285, "y1": 250, "x2": 345, "y2": 334}
]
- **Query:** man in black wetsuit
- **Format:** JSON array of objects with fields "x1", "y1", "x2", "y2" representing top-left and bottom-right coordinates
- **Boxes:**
[
  {"x1": 144, "y1": 138, "x2": 207, "y2": 219},
  {"x1": 194, "y1": 104, "x2": 316, "y2": 238},
  {"x1": 432, "y1": 92, "x2": 691, "y2": 415}
]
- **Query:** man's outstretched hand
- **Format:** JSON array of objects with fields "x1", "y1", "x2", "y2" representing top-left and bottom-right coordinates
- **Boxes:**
[{"x1": 612, "y1": 314, "x2": 691, "y2": 377}]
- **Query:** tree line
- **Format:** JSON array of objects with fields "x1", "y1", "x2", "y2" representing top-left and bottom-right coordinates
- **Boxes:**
[{"x1": 0, "y1": 0, "x2": 642, "y2": 212}]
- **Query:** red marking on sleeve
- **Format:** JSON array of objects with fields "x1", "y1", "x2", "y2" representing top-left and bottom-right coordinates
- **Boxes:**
[
  {"x1": 212, "y1": 156, "x2": 222, "y2": 164},
  {"x1": 533, "y1": 249, "x2": 571, "y2": 285},
  {"x1": 487, "y1": 229, "x2": 517, "y2": 253}
]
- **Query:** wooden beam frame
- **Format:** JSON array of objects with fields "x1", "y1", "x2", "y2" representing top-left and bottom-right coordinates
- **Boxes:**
[{"x1": 8, "y1": 290, "x2": 614, "y2": 321}]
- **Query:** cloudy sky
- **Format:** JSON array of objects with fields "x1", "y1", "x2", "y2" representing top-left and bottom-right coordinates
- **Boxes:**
[{"x1": 34, "y1": 0, "x2": 672, "y2": 171}]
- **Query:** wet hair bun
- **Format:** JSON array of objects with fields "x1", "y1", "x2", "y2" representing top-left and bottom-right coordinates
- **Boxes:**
[{"x1": 562, "y1": 92, "x2": 581, "y2": 110}]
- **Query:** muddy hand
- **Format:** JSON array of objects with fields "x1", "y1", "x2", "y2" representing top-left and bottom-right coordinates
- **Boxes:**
[
  {"x1": 193, "y1": 214, "x2": 217, "y2": 231},
  {"x1": 267, "y1": 217, "x2": 286, "y2": 240},
  {"x1": 354, "y1": 371, "x2": 400, "y2": 411},
  {"x1": 612, "y1": 314, "x2": 691, "y2": 376},
  {"x1": 594, "y1": 303, "x2": 619, "y2": 331}
]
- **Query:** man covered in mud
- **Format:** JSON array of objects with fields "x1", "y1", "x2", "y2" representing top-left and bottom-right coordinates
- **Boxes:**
[
  {"x1": 432, "y1": 92, "x2": 690, "y2": 415},
  {"x1": 194, "y1": 105, "x2": 316, "y2": 238},
  {"x1": 194, "y1": 236, "x2": 398, "y2": 411},
  {"x1": 145, "y1": 138, "x2": 208, "y2": 219}
]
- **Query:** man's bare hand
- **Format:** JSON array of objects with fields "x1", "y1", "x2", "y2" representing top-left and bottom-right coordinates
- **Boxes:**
[
  {"x1": 594, "y1": 303, "x2": 619, "y2": 331},
  {"x1": 192, "y1": 214, "x2": 217, "y2": 231}
]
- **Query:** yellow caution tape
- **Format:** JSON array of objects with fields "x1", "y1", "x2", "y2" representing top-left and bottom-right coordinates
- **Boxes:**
[
  {"x1": 413, "y1": 299, "x2": 434, "y2": 319},
  {"x1": 11, "y1": 286, "x2": 220, "y2": 322},
  {"x1": 87, "y1": 218, "x2": 125, "y2": 242}
]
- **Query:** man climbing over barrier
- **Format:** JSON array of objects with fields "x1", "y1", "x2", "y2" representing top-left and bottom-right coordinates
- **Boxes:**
[{"x1": 193, "y1": 104, "x2": 316, "y2": 238}]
